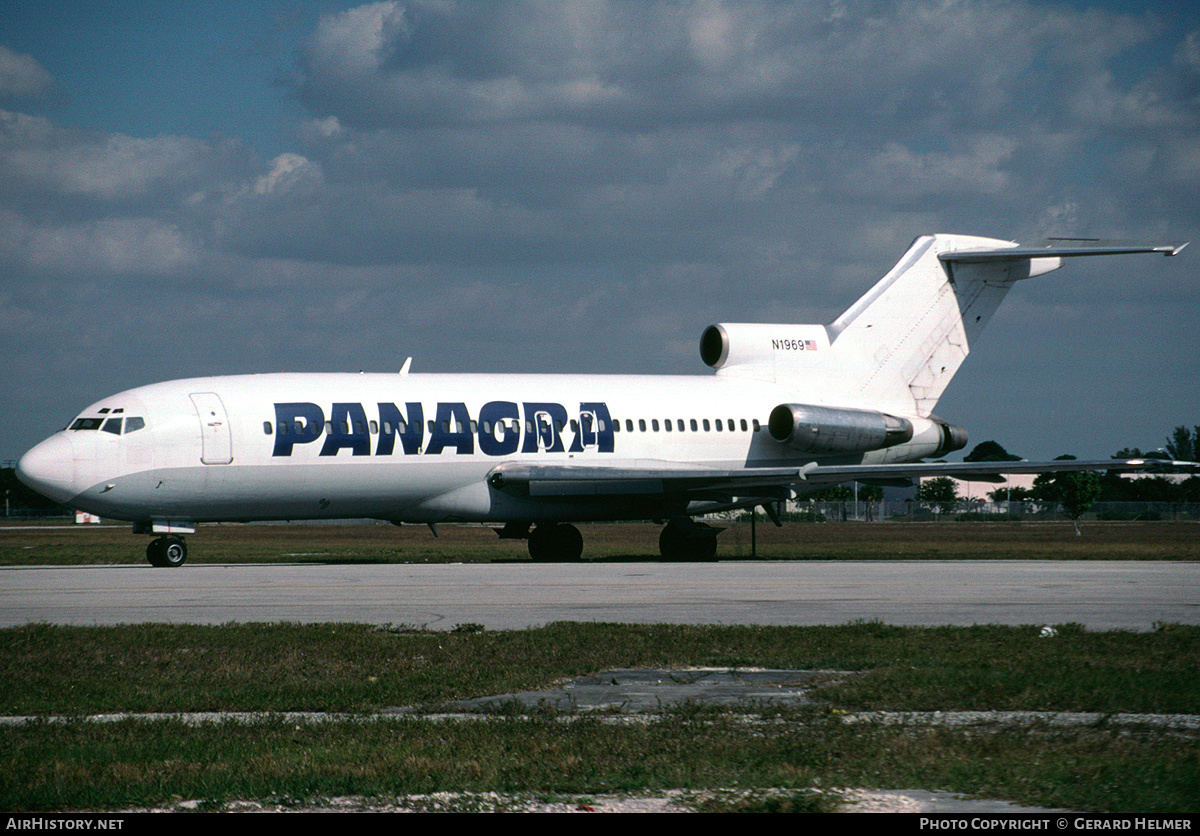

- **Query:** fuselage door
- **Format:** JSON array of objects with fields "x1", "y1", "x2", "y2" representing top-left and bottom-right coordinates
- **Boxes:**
[
  {"x1": 533, "y1": 410, "x2": 555, "y2": 451},
  {"x1": 579, "y1": 410, "x2": 598, "y2": 450},
  {"x1": 190, "y1": 392, "x2": 233, "y2": 465}
]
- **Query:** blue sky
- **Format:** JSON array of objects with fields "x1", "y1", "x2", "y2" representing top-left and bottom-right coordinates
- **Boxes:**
[{"x1": 2, "y1": 0, "x2": 1198, "y2": 463}]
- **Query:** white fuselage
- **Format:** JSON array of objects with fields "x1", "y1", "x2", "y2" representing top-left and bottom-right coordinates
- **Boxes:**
[
  {"x1": 18, "y1": 233, "x2": 1186, "y2": 547},
  {"x1": 17, "y1": 371, "x2": 948, "y2": 526}
]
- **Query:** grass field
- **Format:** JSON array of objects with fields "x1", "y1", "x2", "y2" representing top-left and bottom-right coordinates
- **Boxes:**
[
  {"x1": 1, "y1": 522, "x2": 1196, "y2": 813},
  {"x1": 2, "y1": 518, "x2": 1198, "y2": 565},
  {"x1": 1, "y1": 621, "x2": 1198, "y2": 813}
]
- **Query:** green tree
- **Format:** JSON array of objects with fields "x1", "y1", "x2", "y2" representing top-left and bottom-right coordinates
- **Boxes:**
[
  {"x1": 857, "y1": 484, "x2": 884, "y2": 502},
  {"x1": 963, "y1": 440, "x2": 1021, "y2": 462},
  {"x1": 1032, "y1": 457, "x2": 1102, "y2": 534},
  {"x1": 987, "y1": 485, "x2": 1032, "y2": 503},
  {"x1": 915, "y1": 476, "x2": 959, "y2": 519},
  {"x1": 806, "y1": 485, "x2": 854, "y2": 501},
  {"x1": 1057, "y1": 471, "x2": 1103, "y2": 535},
  {"x1": 1181, "y1": 476, "x2": 1200, "y2": 503},
  {"x1": 1164, "y1": 426, "x2": 1200, "y2": 462}
]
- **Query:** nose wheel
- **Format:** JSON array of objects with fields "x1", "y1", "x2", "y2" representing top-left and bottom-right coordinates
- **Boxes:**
[{"x1": 147, "y1": 536, "x2": 187, "y2": 567}]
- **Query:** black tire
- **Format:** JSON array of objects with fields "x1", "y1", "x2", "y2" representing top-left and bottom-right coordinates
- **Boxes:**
[
  {"x1": 146, "y1": 537, "x2": 166, "y2": 567},
  {"x1": 162, "y1": 537, "x2": 187, "y2": 567},
  {"x1": 147, "y1": 537, "x2": 187, "y2": 567},
  {"x1": 528, "y1": 524, "x2": 584, "y2": 562},
  {"x1": 659, "y1": 522, "x2": 718, "y2": 561},
  {"x1": 552, "y1": 523, "x2": 583, "y2": 562}
]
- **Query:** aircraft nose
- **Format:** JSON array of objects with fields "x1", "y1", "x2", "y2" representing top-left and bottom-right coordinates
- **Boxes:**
[{"x1": 16, "y1": 433, "x2": 80, "y2": 505}]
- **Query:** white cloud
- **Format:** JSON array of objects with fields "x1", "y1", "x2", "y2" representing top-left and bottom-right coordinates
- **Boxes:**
[
  {"x1": 0, "y1": 110, "x2": 216, "y2": 201},
  {"x1": 852, "y1": 137, "x2": 1016, "y2": 199},
  {"x1": 307, "y1": 0, "x2": 410, "y2": 76},
  {"x1": 254, "y1": 153, "x2": 324, "y2": 195},
  {"x1": 1176, "y1": 29, "x2": 1200, "y2": 73},
  {"x1": 0, "y1": 212, "x2": 198, "y2": 277},
  {"x1": 0, "y1": 46, "x2": 55, "y2": 100}
]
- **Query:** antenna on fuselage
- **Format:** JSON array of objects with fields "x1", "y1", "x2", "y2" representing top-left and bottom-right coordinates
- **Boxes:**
[{"x1": 399, "y1": 357, "x2": 412, "y2": 375}]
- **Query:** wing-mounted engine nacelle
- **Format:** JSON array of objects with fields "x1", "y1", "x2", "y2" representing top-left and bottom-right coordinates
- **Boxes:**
[{"x1": 768, "y1": 403, "x2": 914, "y2": 455}]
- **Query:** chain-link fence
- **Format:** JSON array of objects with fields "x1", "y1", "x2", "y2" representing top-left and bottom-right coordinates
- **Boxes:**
[{"x1": 766, "y1": 500, "x2": 1200, "y2": 523}]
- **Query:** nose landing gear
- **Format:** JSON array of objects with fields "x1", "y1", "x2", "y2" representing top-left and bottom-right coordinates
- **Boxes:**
[{"x1": 147, "y1": 536, "x2": 187, "y2": 567}]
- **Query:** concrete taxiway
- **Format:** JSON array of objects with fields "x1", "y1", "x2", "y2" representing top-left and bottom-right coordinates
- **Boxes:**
[{"x1": 1, "y1": 560, "x2": 1195, "y2": 630}]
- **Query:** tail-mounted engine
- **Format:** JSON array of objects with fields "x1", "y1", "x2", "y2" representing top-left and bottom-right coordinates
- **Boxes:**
[
  {"x1": 768, "y1": 403, "x2": 914, "y2": 455},
  {"x1": 931, "y1": 420, "x2": 969, "y2": 457},
  {"x1": 701, "y1": 323, "x2": 830, "y2": 373}
]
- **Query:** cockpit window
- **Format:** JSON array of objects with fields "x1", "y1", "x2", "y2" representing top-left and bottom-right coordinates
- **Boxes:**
[{"x1": 71, "y1": 415, "x2": 146, "y2": 434}]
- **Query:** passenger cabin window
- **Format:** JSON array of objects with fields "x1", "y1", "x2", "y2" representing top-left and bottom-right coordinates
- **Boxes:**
[{"x1": 263, "y1": 421, "x2": 273, "y2": 435}]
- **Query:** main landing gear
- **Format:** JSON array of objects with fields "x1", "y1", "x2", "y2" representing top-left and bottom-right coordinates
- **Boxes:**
[
  {"x1": 527, "y1": 523, "x2": 584, "y2": 562},
  {"x1": 505, "y1": 519, "x2": 722, "y2": 562},
  {"x1": 147, "y1": 536, "x2": 187, "y2": 567},
  {"x1": 658, "y1": 520, "x2": 720, "y2": 561}
]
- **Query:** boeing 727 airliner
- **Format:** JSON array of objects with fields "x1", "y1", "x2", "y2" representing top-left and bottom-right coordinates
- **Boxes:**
[{"x1": 15, "y1": 233, "x2": 1189, "y2": 565}]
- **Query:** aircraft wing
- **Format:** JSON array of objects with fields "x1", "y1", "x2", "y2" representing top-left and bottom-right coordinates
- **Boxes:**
[{"x1": 487, "y1": 457, "x2": 1195, "y2": 500}]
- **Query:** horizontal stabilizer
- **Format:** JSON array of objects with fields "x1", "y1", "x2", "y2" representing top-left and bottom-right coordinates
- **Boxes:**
[{"x1": 941, "y1": 238, "x2": 1188, "y2": 263}]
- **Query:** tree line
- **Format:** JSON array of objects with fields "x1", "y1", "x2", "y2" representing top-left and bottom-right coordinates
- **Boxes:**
[{"x1": 803, "y1": 426, "x2": 1200, "y2": 530}]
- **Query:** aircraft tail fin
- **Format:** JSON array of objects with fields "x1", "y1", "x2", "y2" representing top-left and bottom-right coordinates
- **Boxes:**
[
  {"x1": 704, "y1": 233, "x2": 1185, "y2": 417},
  {"x1": 825, "y1": 234, "x2": 1185, "y2": 416}
]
